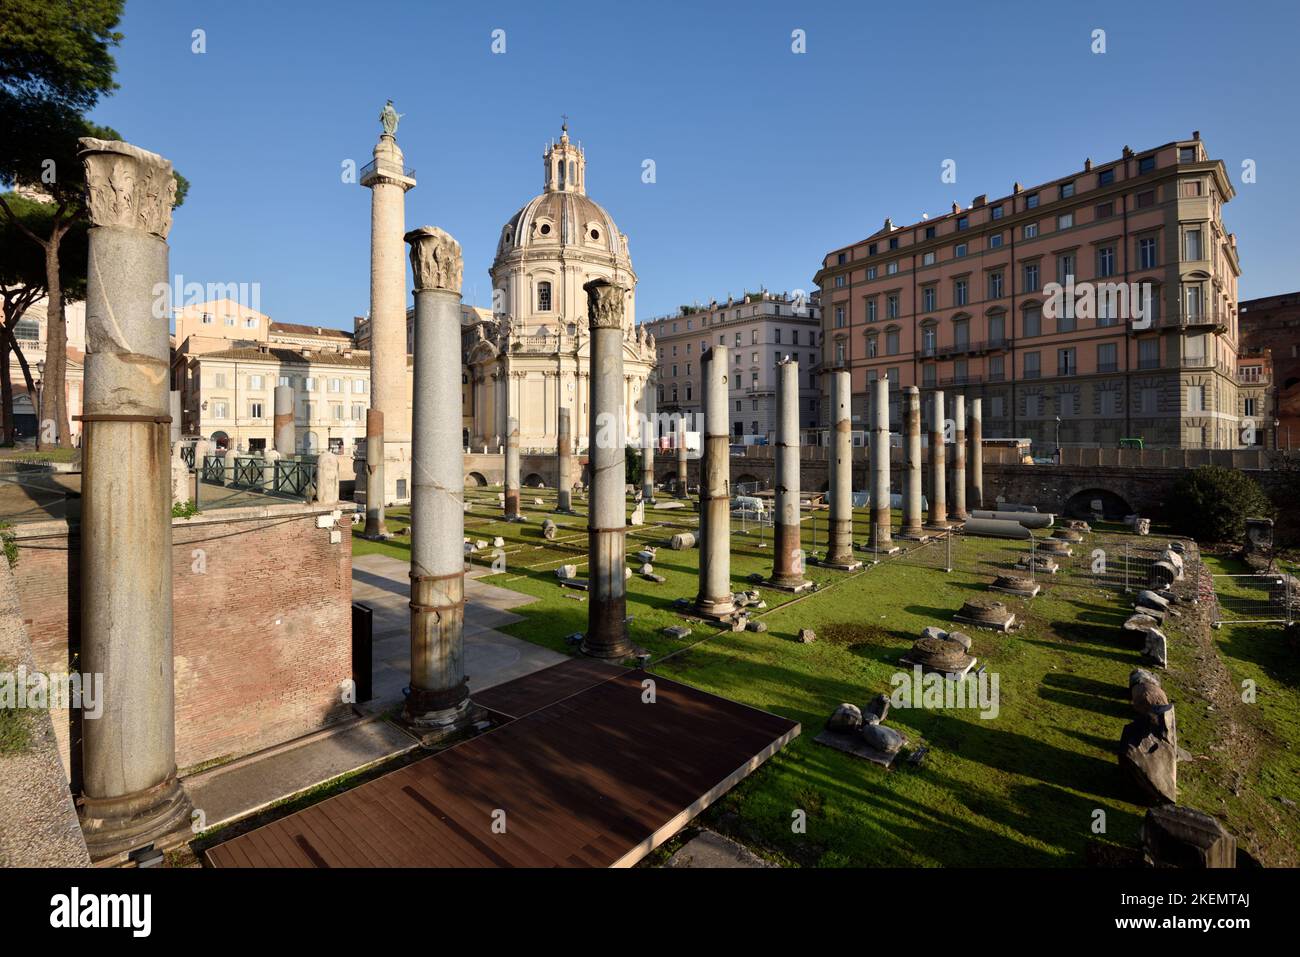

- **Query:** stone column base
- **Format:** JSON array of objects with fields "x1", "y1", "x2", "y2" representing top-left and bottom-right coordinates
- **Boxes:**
[
  {"x1": 79, "y1": 773, "x2": 194, "y2": 863},
  {"x1": 764, "y1": 576, "x2": 814, "y2": 593},
  {"x1": 692, "y1": 596, "x2": 739, "y2": 621}
]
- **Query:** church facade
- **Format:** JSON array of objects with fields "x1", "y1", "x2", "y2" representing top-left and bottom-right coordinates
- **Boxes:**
[{"x1": 466, "y1": 126, "x2": 656, "y2": 452}]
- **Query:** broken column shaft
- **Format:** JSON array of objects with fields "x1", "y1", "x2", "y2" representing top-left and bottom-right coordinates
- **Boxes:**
[
  {"x1": 771, "y1": 358, "x2": 808, "y2": 589},
  {"x1": 76, "y1": 138, "x2": 192, "y2": 860},
  {"x1": 556, "y1": 406, "x2": 574, "y2": 513},
  {"x1": 676, "y1": 416, "x2": 689, "y2": 497},
  {"x1": 970, "y1": 397, "x2": 984, "y2": 510},
  {"x1": 825, "y1": 369, "x2": 855, "y2": 565},
  {"x1": 364, "y1": 409, "x2": 387, "y2": 538},
  {"x1": 870, "y1": 376, "x2": 893, "y2": 549},
  {"x1": 928, "y1": 390, "x2": 949, "y2": 528},
  {"x1": 402, "y1": 225, "x2": 473, "y2": 734},
  {"x1": 581, "y1": 279, "x2": 634, "y2": 659},
  {"x1": 950, "y1": 394, "x2": 968, "y2": 522},
  {"x1": 641, "y1": 379, "x2": 656, "y2": 503},
  {"x1": 696, "y1": 346, "x2": 734, "y2": 618},
  {"x1": 901, "y1": 386, "x2": 924, "y2": 537},
  {"x1": 273, "y1": 384, "x2": 294, "y2": 456},
  {"x1": 504, "y1": 416, "x2": 521, "y2": 520}
]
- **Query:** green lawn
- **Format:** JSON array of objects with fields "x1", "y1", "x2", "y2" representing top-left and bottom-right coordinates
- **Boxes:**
[{"x1": 352, "y1": 488, "x2": 1299, "y2": 866}]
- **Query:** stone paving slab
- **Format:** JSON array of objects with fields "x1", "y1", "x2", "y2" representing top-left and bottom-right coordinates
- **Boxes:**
[
  {"x1": 665, "y1": 829, "x2": 775, "y2": 868},
  {"x1": 183, "y1": 717, "x2": 418, "y2": 831}
]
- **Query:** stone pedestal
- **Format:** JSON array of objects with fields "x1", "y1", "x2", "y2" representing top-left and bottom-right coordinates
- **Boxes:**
[
  {"x1": 273, "y1": 384, "x2": 295, "y2": 455},
  {"x1": 949, "y1": 394, "x2": 968, "y2": 522},
  {"x1": 76, "y1": 137, "x2": 192, "y2": 861},
  {"x1": 927, "y1": 390, "x2": 950, "y2": 529},
  {"x1": 402, "y1": 226, "x2": 476, "y2": 739},
  {"x1": 969, "y1": 397, "x2": 984, "y2": 510},
  {"x1": 581, "y1": 279, "x2": 635, "y2": 660},
  {"x1": 361, "y1": 120, "x2": 416, "y2": 505},
  {"x1": 824, "y1": 370, "x2": 857, "y2": 568},
  {"x1": 869, "y1": 376, "x2": 893, "y2": 550},
  {"x1": 770, "y1": 358, "x2": 810, "y2": 591},
  {"x1": 696, "y1": 347, "x2": 736, "y2": 618},
  {"x1": 901, "y1": 386, "x2": 925, "y2": 538}
]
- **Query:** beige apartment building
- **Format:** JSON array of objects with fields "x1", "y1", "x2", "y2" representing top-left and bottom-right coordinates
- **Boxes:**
[
  {"x1": 813, "y1": 133, "x2": 1243, "y2": 450},
  {"x1": 646, "y1": 291, "x2": 822, "y2": 441},
  {"x1": 5, "y1": 295, "x2": 85, "y2": 444}
]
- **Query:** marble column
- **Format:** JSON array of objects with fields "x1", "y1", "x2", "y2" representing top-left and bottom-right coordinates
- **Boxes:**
[
  {"x1": 76, "y1": 138, "x2": 192, "y2": 860},
  {"x1": 556, "y1": 406, "x2": 574, "y2": 513},
  {"x1": 771, "y1": 358, "x2": 809, "y2": 590},
  {"x1": 970, "y1": 397, "x2": 984, "y2": 510},
  {"x1": 363, "y1": 409, "x2": 387, "y2": 539},
  {"x1": 504, "y1": 416, "x2": 521, "y2": 520},
  {"x1": 825, "y1": 370, "x2": 856, "y2": 566},
  {"x1": 950, "y1": 394, "x2": 968, "y2": 522},
  {"x1": 360, "y1": 108, "x2": 416, "y2": 504},
  {"x1": 273, "y1": 384, "x2": 294, "y2": 455},
  {"x1": 901, "y1": 386, "x2": 925, "y2": 537},
  {"x1": 581, "y1": 279, "x2": 634, "y2": 659},
  {"x1": 402, "y1": 226, "x2": 473, "y2": 736},
  {"x1": 641, "y1": 377, "x2": 656, "y2": 503},
  {"x1": 928, "y1": 390, "x2": 949, "y2": 528},
  {"x1": 696, "y1": 347, "x2": 735, "y2": 618},
  {"x1": 676, "y1": 416, "x2": 689, "y2": 497},
  {"x1": 869, "y1": 376, "x2": 894, "y2": 549}
]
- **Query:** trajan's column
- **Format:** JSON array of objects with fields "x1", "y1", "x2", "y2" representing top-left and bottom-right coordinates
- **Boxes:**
[{"x1": 361, "y1": 100, "x2": 416, "y2": 505}]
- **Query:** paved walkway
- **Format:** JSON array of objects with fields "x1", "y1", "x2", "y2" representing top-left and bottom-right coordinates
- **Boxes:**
[{"x1": 183, "y1": 553, "x2": 564, "y2": 830}]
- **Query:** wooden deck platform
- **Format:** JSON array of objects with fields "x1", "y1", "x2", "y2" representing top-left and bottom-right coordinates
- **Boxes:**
[{"x1": 205, "y1": 659, "x2": 799, "y2": 868}]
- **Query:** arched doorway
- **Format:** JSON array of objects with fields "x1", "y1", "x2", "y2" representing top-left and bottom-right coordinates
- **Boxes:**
[
  {"x1": 1063, "y1": 487, "x2": 1133, "y2": 520},
  {"x1": 465, "y1": 471, "x2": 488, "y2": 487}
]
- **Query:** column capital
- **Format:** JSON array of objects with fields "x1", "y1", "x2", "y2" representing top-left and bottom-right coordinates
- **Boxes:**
[
  {"x1": 406, "y1": 226, "x2": 462, "y2": 294},
  {"x1": 584, "y1": 278, "x2": 626, "y2": 330},
  {"x1": 78, "y1": 138, "x2": 176, "y2": 238}
]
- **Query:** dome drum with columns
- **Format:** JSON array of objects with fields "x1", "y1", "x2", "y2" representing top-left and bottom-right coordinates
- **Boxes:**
[{"x1": 468, "y1": 124, "x2": 655, "y2": 452}]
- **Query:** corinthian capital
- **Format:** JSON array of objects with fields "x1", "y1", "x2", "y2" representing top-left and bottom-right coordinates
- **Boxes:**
[
  {"x1": 584, "y1": 278, "x2": 626, "y2": 330},
  {"x1": 405, "y1": 225, "x2": 463, "y2": 294},
  {"x1": 78, "y1": 138, "x2": 176, "y2": 238}
]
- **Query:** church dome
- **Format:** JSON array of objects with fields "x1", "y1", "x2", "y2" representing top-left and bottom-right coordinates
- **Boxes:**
[{"x1": 494, "y1": 122, "x2": 631, "y2": 267}]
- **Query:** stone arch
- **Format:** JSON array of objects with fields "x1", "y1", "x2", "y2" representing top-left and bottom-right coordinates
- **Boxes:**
[
  {"x1": 523, "y1": 472, "x2": 545, "y2": 488},
  {"x1": 465, "y1": 471, "x2": 488, "y2": 487},
  {"x1": 1063, "y1": 486, "x2": 1133, "y2": 520}
]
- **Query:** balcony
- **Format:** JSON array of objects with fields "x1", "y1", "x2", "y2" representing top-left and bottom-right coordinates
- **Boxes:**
[
  {"x1": 359, "y1": 158, "x2": 416, "y2": 183},
  {"x1": 1237, "y1": 369, "x2": 1271, "y2": 386},
  {"x1": 1131, "y1": 306, "x2": 1231, "y2": 333},
  {"x1": 914, "y1": 337, "x2": 1009, "y2": 361},
  {"x1": 1097, "y1": 361, "x2": 1119, "y2": 374}
]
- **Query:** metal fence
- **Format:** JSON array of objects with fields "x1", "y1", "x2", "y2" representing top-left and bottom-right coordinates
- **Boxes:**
[
  {"x1": 191, "y1": 453, "x2": 319, "y2": 510},
  {"x1": 1208, "y1": 572, "x2": 1297, "y2": 626}
]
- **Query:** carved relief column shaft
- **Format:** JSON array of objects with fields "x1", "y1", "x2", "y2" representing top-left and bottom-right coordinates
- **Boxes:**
[
  {"x1": 403, "y1": 226, "x2": 473, "y2": 735},
  {"x1": 77, "y1": 138, "x2": 192, "y2": 860},
  {"x1": 581, "y1": 279, "x2": 634, "y2": 659}
]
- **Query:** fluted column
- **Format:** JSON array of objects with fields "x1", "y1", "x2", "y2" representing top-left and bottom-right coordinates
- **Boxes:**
[
  {"x1": 76, "y1": 138, "x2": 192, "y2": 860},
  {"x1": 402, "y1": 226, "x2": 473, "y2": 735},
  {"x1": 928, "y1": 390, "x2": 949, "y2": 528},
  {"x1": 696, "y1": 347, "x2": 734, "y2": 617},
  {"x1": 825, "y1": 370, "x2": 855, "y2": 565},
  {"x1": 581, "y1": 279, "x2": 634, "y2": 659}
]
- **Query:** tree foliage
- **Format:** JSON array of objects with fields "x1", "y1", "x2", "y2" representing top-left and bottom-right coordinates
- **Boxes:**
[{"x1": 1170, "y1": 465, "x2": 1274, "y2": 544}]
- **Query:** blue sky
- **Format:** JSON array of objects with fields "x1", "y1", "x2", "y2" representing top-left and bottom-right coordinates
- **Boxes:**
[{"x1": 91, "y1": 0, "x2": 1300, "y2": 329}]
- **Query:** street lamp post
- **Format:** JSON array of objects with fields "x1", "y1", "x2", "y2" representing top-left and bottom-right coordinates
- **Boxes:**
[{"x1": 33, "y1": 359, "x2": 45, "y2": 450}]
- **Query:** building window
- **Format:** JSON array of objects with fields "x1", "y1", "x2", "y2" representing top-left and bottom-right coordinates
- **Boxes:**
[
  {"x1": 866, "y1": 335, "x2": 878, "y2": 358},
  {"x1": 1180, "y1": 147, "x2": 1197, "y2": 163},
  {"x1": 922, "y1": 251, "x2": 936, "y2": 266},
  {"x1": 1025, "y1": 193, "x2": 1040, "y2": 209},
  {"x1": 1057, "y1": 348, "x2": 1077, "y2": 376},
  {"x1": 1023, "y1": 306, "x2": 1041, "y2": 338},
  {"x1": 1098, "y1": 168, "x2": 1115, "y2": 186},
  {"x1": 1057, "y1": 212, "x2": 1074, "y2": 230},
  {"x1": 1138, "y1": 338, "x2": 1160, "y2": 370},
  {"x1": 868, "y1": 243, "x2": 878, "y2": 256},
  {"x1": 1185, "y1": 228, "x2": 1203, "y2": 261},
  {"x1": 1097, "y1": 342, "x2": 1118, "y2": 373},
  {"x1": 1138, "y1": 155, "x2": 1156, "y2": 173},
  {"x1": 888, "y1": 237, "x2": 899, "y2": 250},
  {"x1": 834, "y1": 306, "x2": 845, "y2": 328},
  {"x1": 866, "y1": 298, "x2": 877, "y2": 322},
  {"x1": 1056, "y1": 254, "x2": 1075, "y2": 285},
  {"x1": 886, "y1": 294, "x2": 899, "y2": 319},
  {"x1": 989, "y1": 233, "x2": 1003, "y2": 248},
  {"x1": 213, "y1": 372, "x2": 226, "y2": 388},
  {"x1": 1136, "y1": 189, "x2": 1155, "y2": 209},
  {"x1": 924, "y1": 225, "x2": 936, "y2": 239},
  {"x1": 954, "y1": 279, "x2": 968, "y2": 306},
  {"x1": 988, "y1": 355, "x2": 1004, "y2": 381},
  {"x1": 1244, "y1": 397, "x2": 1257, "y2": 417},
  {"x1": 886, "y1": 261, "x2": 899, "y2": 275},
  {"x1": 957, "y1": 216, "x2": 969, "y2": 230},
  {"x1": 834, "y1": 275, "x2": 846, "y2": 288},
  {"x1": 537, "y1": 281, "x2": 552, "y2": 311},
  {"x1": 1096, "y1": 201, "x2": 1114, "y2": 219},
  {"x1": 278, "y1": 375, "x2": 290, "y2": 387},
  {"x1": 990, "y1": 395, "x2": 1004, "y2": 417},
  {"x1": 921, "y1": 326, "x2": 936, "y2": 355},
  {"x1": 885, "y1": 329, "x2": 900, "y2": 356},
  {"x1": 1138, "y1": 237, "x2": 1158, "y2": 269},
  {"x1": 837, "y1": 252, "x2": 847, "y2": 265},
  {"x1": 922, "y1": 287, "x2": 936, "y2": 312},
  {"x1": 1185, "y1": 284, "x2": 1203, "y2": 319},
  {"x1": 866, "y1": 266, "x2": 877, "y2": 280},
  {"x1": 991, "y1": 204, "x2": 1004, "y2": 220},
  {"x1": 954, "y1": 243, "x2": 968, "y2": 258},
  {"x1": 1023, "y1": 262, "x2": 1040, "y2": 292},
  {"x1": 1023, "y1": 222, "x2": 1038, "y2": 239},
  {"x1": 1097, "y1": 246, "x2": 1116, "y2": 277},
  {"x1": 988, "y1": 272, "x2": 1004, "y2": 299},
  {"x1": 988, "y1": 314, "x2": 1005, "y2": 343}
]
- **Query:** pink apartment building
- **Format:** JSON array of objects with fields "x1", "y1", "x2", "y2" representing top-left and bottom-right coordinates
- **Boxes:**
[{"x1": 813, "y1": 133, "x2": 1243, "y2": 451}]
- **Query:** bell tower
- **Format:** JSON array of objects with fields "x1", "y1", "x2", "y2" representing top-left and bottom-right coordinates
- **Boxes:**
[{"x1": 543, "y1": 118, "x2": 585, "y2": 195}]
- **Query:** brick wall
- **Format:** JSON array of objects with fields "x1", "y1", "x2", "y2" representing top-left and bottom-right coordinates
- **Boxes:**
[{"x1": 12, "y1": 502, "x2": 354, "y2": 782}]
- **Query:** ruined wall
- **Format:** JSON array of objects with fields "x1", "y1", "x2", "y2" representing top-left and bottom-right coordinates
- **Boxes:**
[{"x1": 12, "y1": 502, "x2": 354, "y2": 782}]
